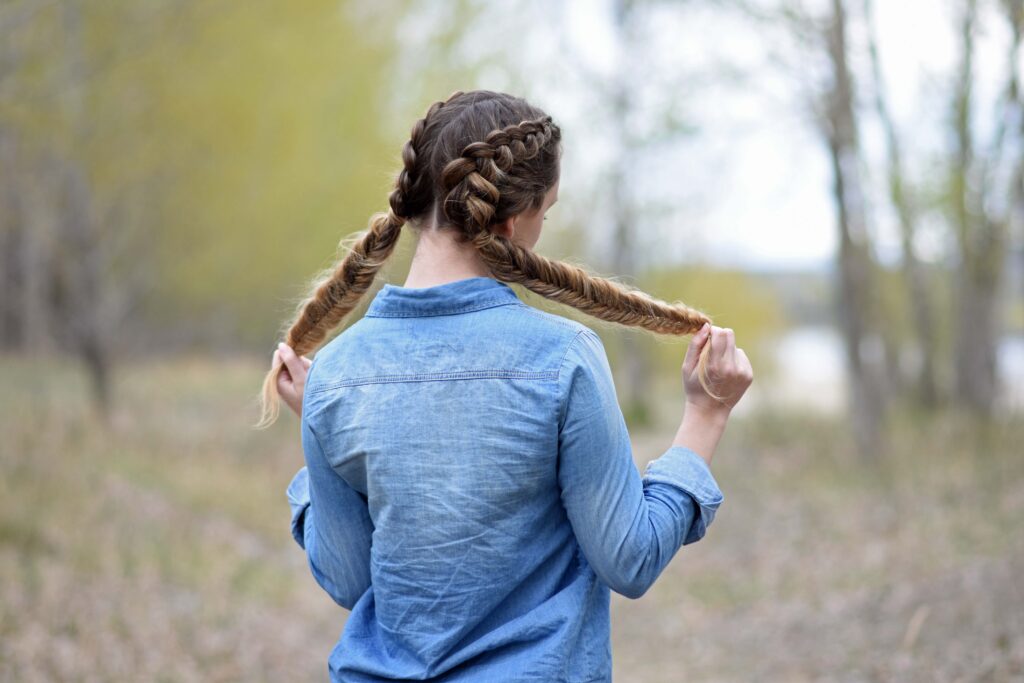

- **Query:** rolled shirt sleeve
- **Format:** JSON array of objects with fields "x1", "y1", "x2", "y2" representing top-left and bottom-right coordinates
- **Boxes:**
[
  {"x1": 642, "y1": 445, "x2": 723, "y2": 546},
  {"x1": 556, "y1": 328, "x2": 724, "y2": 599}
]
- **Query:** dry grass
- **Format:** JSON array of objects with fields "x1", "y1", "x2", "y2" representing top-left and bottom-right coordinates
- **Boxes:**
[
  {"x1": 0, "y1": 353, "x2": 1021, "y2": 682},
  {"x1": 618, "y1": 406, "x2": 1024, "y2": 682}
]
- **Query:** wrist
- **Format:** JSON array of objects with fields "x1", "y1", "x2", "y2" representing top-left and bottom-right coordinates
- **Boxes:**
[
  {"x1": 683, "y1": 399, "x2": 731, "y2": 428},
  {"x1": 673, "y1": 401, "x2": 731, "y2": 466}
]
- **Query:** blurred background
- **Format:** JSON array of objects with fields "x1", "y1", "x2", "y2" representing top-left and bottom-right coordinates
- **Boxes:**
[{"x1": 1, "y1": 0, "x2": 1022, "y2": 680}]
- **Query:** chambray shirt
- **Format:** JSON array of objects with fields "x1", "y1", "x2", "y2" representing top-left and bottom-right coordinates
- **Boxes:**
[{"x1": 286, "y1": 276, "x2": 723, "y2": 682}]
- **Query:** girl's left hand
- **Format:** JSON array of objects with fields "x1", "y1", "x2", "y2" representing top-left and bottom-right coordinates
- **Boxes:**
[{"x1": 272, "y1": 342, "x2": 312, "y2": 417}]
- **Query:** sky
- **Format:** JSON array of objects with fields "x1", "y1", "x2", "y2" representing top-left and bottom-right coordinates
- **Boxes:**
[{"x1": 537, "y1": 0, "x2": 1019, "y2": 271}]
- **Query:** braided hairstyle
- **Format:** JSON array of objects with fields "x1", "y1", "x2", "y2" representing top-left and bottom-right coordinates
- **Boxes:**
[{"x1": 256, "y1": 90, "x2": 716, "y2": 428}]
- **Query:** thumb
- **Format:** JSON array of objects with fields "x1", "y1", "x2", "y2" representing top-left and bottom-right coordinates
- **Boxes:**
[{"x1": 683, "y1": 323, "x2": 711, "y2": 376}]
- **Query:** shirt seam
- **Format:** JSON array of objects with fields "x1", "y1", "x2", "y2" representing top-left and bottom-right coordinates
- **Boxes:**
[
  {"x1": 308, "y1": 368, "x2": 560, "y2": 394},
  {"x1": 365, "y1": 296, "x2": 520, "y2": 318},
  {"x1": 515, "y1": 302, "x2": 595, "y2": 332},
  {"x1": 555, "y1": 329, "x2": 591, "y2": 433}
]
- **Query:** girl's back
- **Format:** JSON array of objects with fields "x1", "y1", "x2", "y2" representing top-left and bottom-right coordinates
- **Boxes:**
[{"x1": 300, "y1": 277, "x2": 610, "y2": 679}]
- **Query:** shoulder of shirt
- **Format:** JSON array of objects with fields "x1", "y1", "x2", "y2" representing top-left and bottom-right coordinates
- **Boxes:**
[
  {"x1": 304, "y1": 318, "x2": 364, "y2": 388},
  {"x1": 508, "y1": 302, "x2": 607, "y2": 373},
  {"x1": 515, "y1": 307, "x2": 612, "y2": 428},
  {"x1": 511, "y1": 302, "x2": 601, "y2": 340},
  {"x1": 511, "y1": 301, "x2": 593, "y2": 335}
]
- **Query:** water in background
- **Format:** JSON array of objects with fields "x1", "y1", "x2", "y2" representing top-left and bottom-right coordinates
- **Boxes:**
[{"x1": 738, "y1": 327, "x2": 1024, "y2": 416}]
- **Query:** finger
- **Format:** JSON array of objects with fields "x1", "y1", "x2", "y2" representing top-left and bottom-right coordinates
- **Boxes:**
[
  {"x1": 301, "y1": 356, "x2": 312, "y2": 369},
  {"x1": 277, "y1": 383, "x2": 298, "y2": 410},
  {"x1": 278, "y1": 342, "x2": 304, "y2": 382},
  {"x1": 710, "y1": 326, "x2": 731, "y2": 363},
  {"x1": 277, "y1": 366, "x2": 297, "y2": 400},
  {"x1": 271, "y1": 349, "x2": 283, "y2": 370},
  {"x1": 683, "y1": 323, "x2": 711, "y2": 374},
  {"x1": 736, "y1": 347, "x2": 754, "y2": 381},
  {"x1": 724, "y1": 327, "x2": 736, "y2": 360}
]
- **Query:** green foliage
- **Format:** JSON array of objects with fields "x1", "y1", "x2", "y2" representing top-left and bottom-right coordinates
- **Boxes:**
[
  {"x1": 2, "y1": 0, "x2": 420, "y2": 349},
  {"x1": 137, "y1": 1, "x2": 407, "y2": 347}
]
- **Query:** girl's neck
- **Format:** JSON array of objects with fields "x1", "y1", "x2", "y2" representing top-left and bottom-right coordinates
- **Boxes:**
[{"x1": 403, "y1": 223, "x2": 492, "y2": 289}]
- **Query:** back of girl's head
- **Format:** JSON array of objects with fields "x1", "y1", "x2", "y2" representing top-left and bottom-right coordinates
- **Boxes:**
[
  {"x1": 394, "y1": 90, "x2": 561, "y2": 240},
  {"x1": 255, "y1": 89, "x2": 713, "y2": 429}
]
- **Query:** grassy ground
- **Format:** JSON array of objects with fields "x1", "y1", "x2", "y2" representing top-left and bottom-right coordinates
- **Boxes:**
[{"x1": 0, "y1": 354, "x2": 1021, "y2": 682}]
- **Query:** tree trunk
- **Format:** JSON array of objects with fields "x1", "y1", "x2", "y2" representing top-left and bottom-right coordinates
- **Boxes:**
[
  {"x1": 0, "y1": 129, "x2": 22, "y2": 349},
  {"x1": 824, "y1": 0, "x2": 886, "y2": 454},
  {"x1": 61, "y1": 160, "x2": 113, "y2": 418},
  {"x1": 864, "y1": 0, "x2": 939, "y2": 408},
  {"x1": 950, "y1": 0, "x2": 1007, "y2": 418},
  {"x1": 609, "y1": 0, "x2": 652, "y2": 426},
  {"x1": 57, "y1": 2, "x2": 113, "y2": 419}
]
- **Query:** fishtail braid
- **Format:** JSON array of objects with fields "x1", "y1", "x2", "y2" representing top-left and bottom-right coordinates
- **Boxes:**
[
  {"x1": 255, "y1": 91, "x2": 462, "y2": 428},
  {"x1": 440, "y1": 116, "x2": 720, "y2": 398}
]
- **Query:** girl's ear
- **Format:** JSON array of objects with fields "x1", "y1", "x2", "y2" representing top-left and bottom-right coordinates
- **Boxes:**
[{"x1": 493, "y1": 215, "x2": 517, "y2": 240}]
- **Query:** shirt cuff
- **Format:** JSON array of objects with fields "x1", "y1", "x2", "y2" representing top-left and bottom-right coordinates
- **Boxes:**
[
  {"x1": 642, "y1": 446, "x2": 724, "y2": 545},
  {"x1": 287, "y1": 466, "x2": 311, "y2": 549}
]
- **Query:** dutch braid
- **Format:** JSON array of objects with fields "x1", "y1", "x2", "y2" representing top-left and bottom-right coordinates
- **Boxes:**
[{"x1": 441, "y1": 117, "x2": 557, "y2": 234}]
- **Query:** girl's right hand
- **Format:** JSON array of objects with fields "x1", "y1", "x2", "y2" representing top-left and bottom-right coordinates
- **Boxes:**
[{"x1": 681, "y1": 323, "x2": 754, "y2": 415}]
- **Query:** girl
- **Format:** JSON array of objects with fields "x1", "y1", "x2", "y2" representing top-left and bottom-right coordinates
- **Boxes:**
[{"x1": 258, "y1": 89, "x2": 753, "y2": 682}]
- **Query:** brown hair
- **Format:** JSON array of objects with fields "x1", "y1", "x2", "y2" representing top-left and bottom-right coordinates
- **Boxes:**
[{"x1": 255, "y1": 89, "x2": 715, "y2": 428}]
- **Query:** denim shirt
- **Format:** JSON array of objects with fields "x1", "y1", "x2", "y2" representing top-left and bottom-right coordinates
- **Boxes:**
[{"x1": 286, "y1": 276, "x2": 724, "y2": 682}]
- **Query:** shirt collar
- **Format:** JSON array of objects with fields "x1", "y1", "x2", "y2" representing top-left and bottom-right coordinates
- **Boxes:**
[{"x1": 365, "y1": 276, "x2": 521, "y2": 318}]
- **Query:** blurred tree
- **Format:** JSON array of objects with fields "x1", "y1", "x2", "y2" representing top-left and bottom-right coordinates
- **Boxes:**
[
  {"x1": 141, "y1": 0, "x2": 410, "y2": 349},
  {"x1": 821, "y1": 0, "x2": 888, "y2": 453},
  {"x1": 725, "y1": 0, "x2": 892, "y2": 450},
  {"x1": 724, "y1": 0, "x2": 901, "y2": 454},
  {"x1": 864, "y1": 0, "x2": 940, "y2": 409},
  {"x1": 947, "y1": 0, "x2": 1022, "y2": 417},
  {"x1": 1014, "y1": 0, "x2": 1024, "y2": 320},
  {"x1": 552, "y1": 0, "x2": 705, "y2": 426},
  {"x1": 0, "y1": 1, "x2": 161, "y2": 416},
  {"x1": 729, "y1": 0, "x2": 1024, "y2": 424},
  {"x1": 606, "y1": 0, "x2": 654, "y2": 426},
  {"x1": 0, "y1": 0, "x2": 419, "y2": 415}
]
